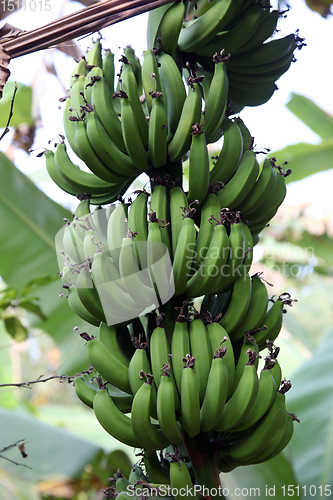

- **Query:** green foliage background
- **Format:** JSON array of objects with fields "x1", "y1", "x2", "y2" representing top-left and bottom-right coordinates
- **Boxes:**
[{"x1": 1, "y1": 4, "x2": 333, "y2": 500}]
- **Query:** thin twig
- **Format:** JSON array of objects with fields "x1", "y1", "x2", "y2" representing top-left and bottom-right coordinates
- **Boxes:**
[
  {"x1": 0, "y1": 367, "x2": 93, "y2": 389},
  {"x1": 0, "y1": 81, "x2": 18, "y2": 141},
  {"x1": 0, "y1": 453, "x2": 32, "y2": 469},
  {"x1": 0, "y1": 440, "x2": 32, "y2": 470}
]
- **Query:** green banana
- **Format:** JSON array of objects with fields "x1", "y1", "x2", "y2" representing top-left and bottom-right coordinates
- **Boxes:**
[
  {"x1": 157, "y1": 364, "x2": 184, "y2": 444},
  {"x1": 202, "y1": 54, "x2": 229, "y2": 145},
  {"x1": 90, "y1": 67, "x2": 127, "y2": 152},
  {"x1": 180, "y1": 355, "x2": 201, "y2": 438},
  {"x1": 209, "y1": 117, "x2": 243, "y2": 185},
  {"x1": 150, "y1": 183, "x2": 171, "y2": 256},
  {"x1": 234, "y1": 116, "x2": 253, "y2": 153},
  {"x1": 192, "y1": 193, "x2": 221, "y2": 269},
  {"x1": 168, "y1": 82, "x2": 203, "y2": 162},
  {"x1": 98, "y1": 322, "x2": 129, "y2": 367},
  {"x1": 251, "y1": 411, "x2": 297, "y2": 464},
  {"x1": 213, "y1": 356, "x2": 259, "y2": 432},
  {"x1": 128, "y1": 336, "x2": 152, "y2": 394},
  {"x1": 186, "y1": 222, "x2": 229, "y2": 298},
  {"x1": 62, "y1": 220, "x2": 85, "y2": 264},
  {"x1": 93, "y1": 386, "x2": 141, "y2": 448},
  {"x1": 150, "y1": 324, "x2": 181, "y2": 411},
  {"x1": 229, "y1": 81, "x2": 278, "y2": 109},
  {"x1": 75, "y1": 375, "x2": 96, "y2": 408},
  {"x1": 169, "y1": 457, "x2": 195, "y2": 500},
  {"x1": 67, "y1": 286, "x2": 100, "y2": 326},
  {"x1": 229, "y1": 360, "x2": 278, "y2": 432},
  {"x1": 75, "y1": 118, "x2": 128, "y2": 184},
  {"x1": 131, "y1": 373, "x2": 171, "y2": 450},
  {"x1": 255, "y1": 293, "x2": 294, "y2": 349},
  {"x1": 83, "y1": 226, "x2": 101, "y2": 258},
  {"x1": 177, "y1": 0, "x2": 244, "y2": 52},
  {"x1": 121, "y1": 61, "x2": 149, "y2": 150},
  {"x1": 236, "y1": 9, "x2": 280, "y2": 54},
  {"x1": 219, "y1": 271, "x2": 252, "y2": 332},
  {"x1": 233, "y1": 333, "x2": 259, "y2": 391},
  {"x1": 230, "y1": 273, "x2": 269, "y2": 341},
  {"x1": 195, "y1": 3, "x2": 262, "y2": 58},
  {"x1": 106, "y1": 201, "x2": 128, "y2": 266},
  {"x1": 142, "y1": 49, "x2": 163, "y2": 113},
  {"x1": 154, "y1": 2, "x2": 186, "y2": 57},
  {"x1": 169, "y1": 185, "x2": 189, "y2": 259},
  {"x1": 147, "y1": 213, "x2": 173, "y2": 304},
  {"x1": 144, "y1": 450, "x2": 170, "y2": 485},
  {"x1": 76, "y1": 266, "x2": 107, "y2": 323},
  {"x1": 237, "y1": 157, "x2": 278, "y2": 215},
  {"x1": 147, "y1": 3, "x2": 171, "y2": 49},
  {"x1": 69, "y1": 61, "x2": 86, "y2": 116},
  {"x1": 227, "y1": 33, "x2": 297, "y2": 68},
  {"x1": 187, "y1": 127, "x2": 210, "y2": 207},
  {"x1": 120, "y1": 96, "x2": 152, "y2": 172},
  {"x1": 245, "y1": 169, "x2": 289, "y2": 226},
  {"x1": 216, "y1": 149, "x2": 259, "y2": 209},
  {"x1": 75, "y1": 198, "x2": 91, "y2": 219},
  {"x1": 63, "y1": 98, "x2": 81, "y2": 158},
  {"x1": 228, "y1": 57, "x2": 293, "y2": 86},
  {"x1": 222, "y1": 388, "x2": 287, "y2": 462},
  {"x1": 85, "y1": 38, "x2": 102, "y2": 69},
  {"x1": 172, "y1": 212, "x2": 197, "y2": 296},
  {"x1": 54, "y1": 143, "x2": 117, "y2": 195},
  {"x1": 102, "y1": 49, "x2": 115, "y2": 97},
  {"x1": 148, "y1": 90, "x2": 168, "y2": 169},
  {"x1": 171, "y1": 318, "x2": 190, "y2": 394},
  {"x1": 206, "y1": 321, "x2": 235, "y2": 399},
  {"x1": 127, "y1": 191, "x2": 149, "y2": 269},
  {"x1": 124, "y1": 45, "x2": 143, "y2": 94},
  {"x1": 226, "y1": 41, "x2": 297, "y2": 77},
  {"x1": 85, "y1": 334, "x2": 131, "y2": 394},
  {"x1": 91, "y1": 250, "x2": 143, "y2": 326},
  {"x1": 155, "y1": 1, "x2": 186, "y2": 57},
  {"x1": 118, "y1": 233, "x2": 158, "y2": 309},
  {"x1": 189, "y1": 317, "x2": 212, "y2": 403},
  {"x1": 149, "y1": 325, "x2": 171, "y2": 387},
  {"x1": 156, "y1": 51, "x2": 186, "y2": 140},
  {"x1": 44, "y1": 150, "x2": 79, "y2": 196},
  {"x1": 200, "y1": 348, "x2": 229, "y2": 432},
  {"x1": 241, "y1": 221, "x2": 254, "y2": 270},
  {"x1": 85, "y1": 111, "x2": 138, "y2": 178}
]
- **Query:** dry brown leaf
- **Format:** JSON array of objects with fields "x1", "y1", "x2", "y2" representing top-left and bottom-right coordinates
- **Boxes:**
[
  {"x1": 0, "y1": 45, "x2": 11, "y2": 98},
  {"x1": 0, "y1": 23, "x2": 26, "y2": 42}
]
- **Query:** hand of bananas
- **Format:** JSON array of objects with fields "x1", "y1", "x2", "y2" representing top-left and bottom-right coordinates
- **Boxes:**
[
  {"x1": 45, "y1": 0, "x2": 304, "y2": 487},
  {"x1": 74, "y1": 304, "x2": 299, "y2": 472}
]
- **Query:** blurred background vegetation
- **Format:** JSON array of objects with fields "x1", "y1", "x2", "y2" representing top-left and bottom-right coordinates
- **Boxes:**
[{"x1": 1, "y1": 0, "x2": 333, "y2": 498}]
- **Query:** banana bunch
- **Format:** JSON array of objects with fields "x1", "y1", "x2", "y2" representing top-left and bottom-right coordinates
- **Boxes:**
[
  {"x1": 48, "y1": 4, "x2": 302, "y2": 483},
  {"x1": 48, "y1": 38, "x2": 232, "y2": 202},
  {"x1": 58, "y1": 174, "x2": 293, "y2": 331},
  {"x1": 57, "y1": 194, "x2": 178, "y2": 328},
  {"x1": 74, "y1": 301, "x2": 297, "y2": 471},
  {"x1": 149, "y1": 0, "x2": 305, "y2": 111}
]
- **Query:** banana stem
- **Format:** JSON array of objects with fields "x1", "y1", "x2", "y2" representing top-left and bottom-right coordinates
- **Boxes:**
[{"x1": 183, "y1": 432, "x2": 225, "y2": 499}]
